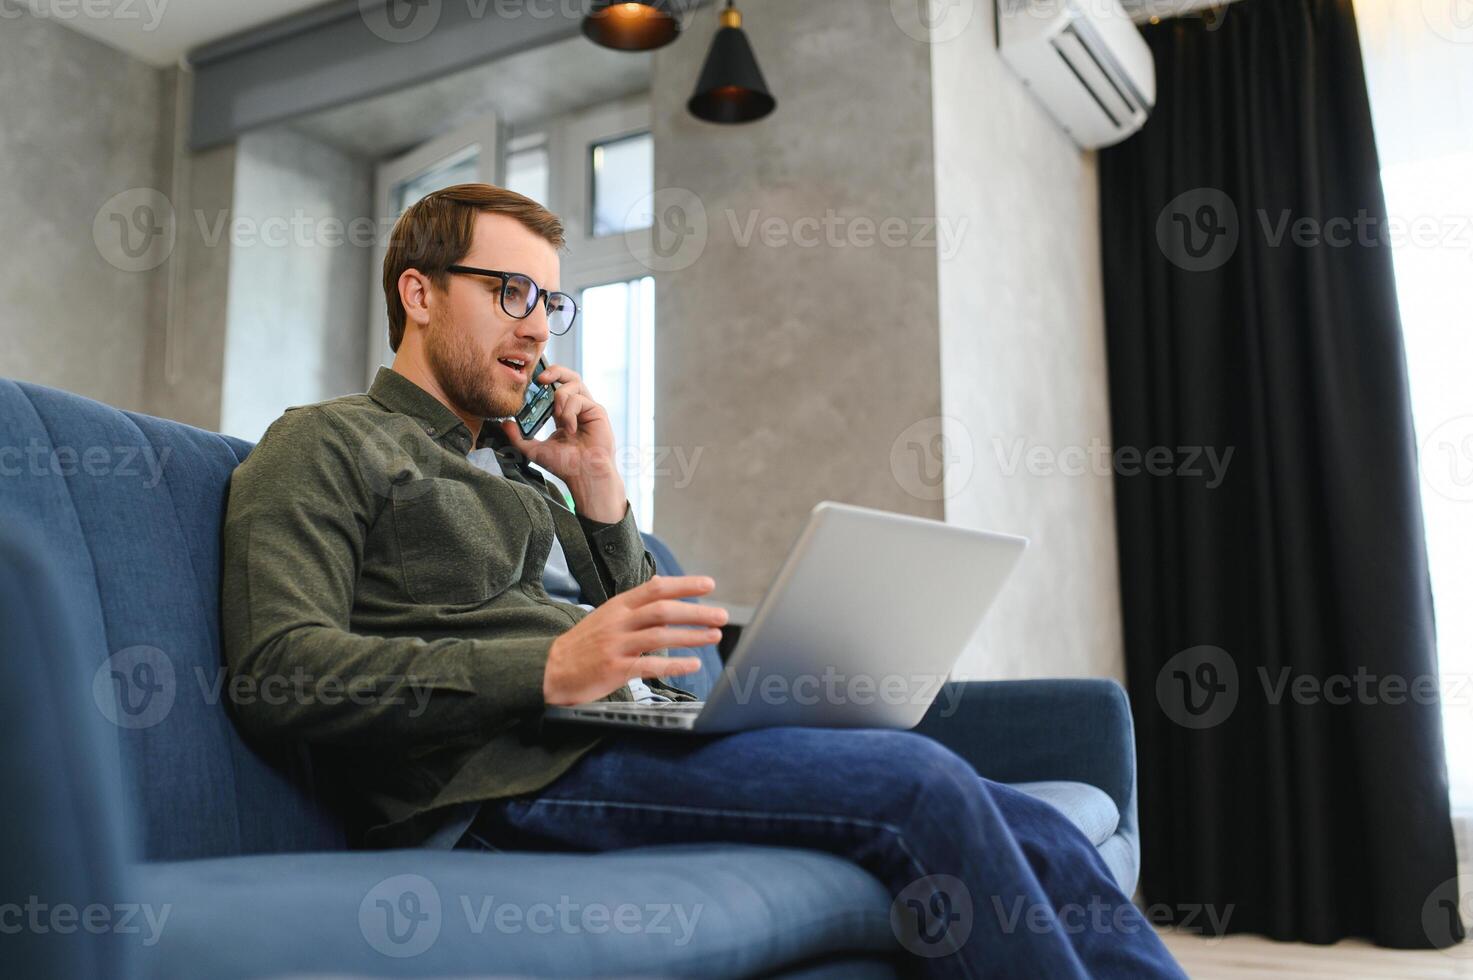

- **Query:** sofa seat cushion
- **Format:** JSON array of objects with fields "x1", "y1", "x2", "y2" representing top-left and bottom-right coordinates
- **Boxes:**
[
  {"x1": 1010, "y1": 781, "x2": 1121, "y2": 847},
  {"x1": 133, "y1": 844, "x2": 896, "y2": 979}
]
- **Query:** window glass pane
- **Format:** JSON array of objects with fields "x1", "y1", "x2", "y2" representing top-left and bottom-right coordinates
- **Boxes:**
[
  {"x1": 1383, "y1": 151, "x2": 1473, "y2": 808},
  {"x1": 580, "y1": 276, "x2": 656, "y2": 527},
  {"x1": 590, "y1": 132, "x2": 653, "y2": 237},
  {"x1": 393, "y1": 146, "x2": 480, "y2": 214},
  {"x1": 505, "y1": 145, "x2": 550, "y2": 205}
]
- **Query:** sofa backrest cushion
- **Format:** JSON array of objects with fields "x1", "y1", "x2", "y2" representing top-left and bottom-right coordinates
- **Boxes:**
[
  {"x1": 640, "y1": 533, "x2": 725, "y2": 700},
  {"x1": 1, "y1": 377, "x2": 725, "y2": 860},
  {"x1": 0, "y1": 379, "x2": 346, "y2": 861}
]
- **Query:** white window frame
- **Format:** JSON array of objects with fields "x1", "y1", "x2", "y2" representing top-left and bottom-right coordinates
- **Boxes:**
[
  {"x1": 513, "y1": 95, "x2": 657, "y2": 526},
  {"x1": 523, "y1": 94, "x2": 654, "y2": 369}
]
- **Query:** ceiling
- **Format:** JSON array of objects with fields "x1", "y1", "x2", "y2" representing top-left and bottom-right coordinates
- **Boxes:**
[
  {"x1": 287, "y1": 35, "x2": 653, "y2": 159},
  {"x1": 46, "y1": 0, "x2": 332, "y2": 67},
  {"x1": 1118, "y1": 0, "x2": 1236, "y2": 22},
  {"x1": 54, "y1": 0, "x2": 1231, "y2": 69}
]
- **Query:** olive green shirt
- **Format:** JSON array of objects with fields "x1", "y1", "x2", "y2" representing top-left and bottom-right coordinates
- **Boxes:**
[{"x1": 221, "y1": 366, "x2": 695, "y2": 848}]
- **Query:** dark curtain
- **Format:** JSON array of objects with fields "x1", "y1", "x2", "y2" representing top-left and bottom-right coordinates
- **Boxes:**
[{"x1": 1099, "y1": 0, "x2": 1463, "y2": 948}]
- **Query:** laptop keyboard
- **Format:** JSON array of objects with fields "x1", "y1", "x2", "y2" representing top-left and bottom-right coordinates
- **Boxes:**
[{"x1": 617, "y1": 702, "x2": 705, "y2": 713}]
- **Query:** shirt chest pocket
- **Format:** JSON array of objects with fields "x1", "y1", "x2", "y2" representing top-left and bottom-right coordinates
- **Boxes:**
[{"x1": 391, "y1": 478, "x2": 528, "y2": 605}]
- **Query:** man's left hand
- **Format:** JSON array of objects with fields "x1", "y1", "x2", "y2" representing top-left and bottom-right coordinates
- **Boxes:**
[{"x1": 501, "y1": 363, "x2": 628, "y2": 523}]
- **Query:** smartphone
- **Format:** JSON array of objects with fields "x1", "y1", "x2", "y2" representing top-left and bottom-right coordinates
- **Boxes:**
[{"x1": 514, "y1": 357, "x2": 558, "y2": 438}]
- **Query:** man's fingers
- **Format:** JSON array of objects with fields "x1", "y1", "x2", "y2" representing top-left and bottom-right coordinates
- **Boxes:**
[
  {"x1": 538, "y1": 363, "x2": 584, "y2": 387},
  {"x1": 552, "y1": 397, "x2": 576, "y2": 435},
  {"x1": 627, "y1": 599, "x2": 729, "y2": 630},
  {"x1": 620, "y1": 626, "x2": 722, "y2": 656},
  {"x1": 627, "y1": 654, "x2": 706, "y2": 679},
  {"x1": 500, "y1": 418, "x2": 536, "y2": 452},
  {"x1": 552, "y1": 386, "x2": 581, "y2": 436},
  {"x1": 623, "y1": 574, "x2": 717, "y2": 606}
]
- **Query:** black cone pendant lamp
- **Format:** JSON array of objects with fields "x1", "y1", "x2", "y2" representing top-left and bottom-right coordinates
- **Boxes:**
[
  {"x1": 582, "y1": 1, "x2": 683, "y2": 52},
  {"x1": 687, "y1": 1, "x2": 776, "y2": 124}
]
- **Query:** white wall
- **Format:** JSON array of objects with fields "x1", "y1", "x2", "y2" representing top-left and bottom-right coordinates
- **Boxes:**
[
  {"x1": 930, "y1": 3, "x2": 1125, "y2": 681},
  {"x1": 219, "y1": 128, "x2": 374, "y2": 442}
]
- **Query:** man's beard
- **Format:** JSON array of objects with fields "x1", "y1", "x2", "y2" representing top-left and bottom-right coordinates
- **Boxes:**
[{"x1": 424, "y1": 308, "x2": 525, "y2": 420}]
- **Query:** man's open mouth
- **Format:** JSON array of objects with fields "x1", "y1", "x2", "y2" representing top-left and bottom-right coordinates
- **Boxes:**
[{"x1": 497, "y1": 356, "x2": 529, "y2": 377}]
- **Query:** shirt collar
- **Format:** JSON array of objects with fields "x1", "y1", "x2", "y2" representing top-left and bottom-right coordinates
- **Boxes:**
[
  {"x1": 476, "y1": 419, "x2": 515, "y2": 453},
  {"x1": 367, "y1": 366, "x2": 477, "y2": 454}
]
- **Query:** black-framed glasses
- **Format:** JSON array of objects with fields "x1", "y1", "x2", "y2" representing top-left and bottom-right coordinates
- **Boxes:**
[{"x1": 446, "y1": 264, "x2": 579, "y2": 336}]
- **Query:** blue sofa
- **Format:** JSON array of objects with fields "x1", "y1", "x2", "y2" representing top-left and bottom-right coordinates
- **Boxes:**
[{"x1": 0, "y1": 377, "x2": 1140, "y2": 978}]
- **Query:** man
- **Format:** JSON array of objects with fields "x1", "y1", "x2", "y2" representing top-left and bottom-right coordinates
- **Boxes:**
[{"x1": 222, "y1": 184, "x2": 1184, "y2": 979}]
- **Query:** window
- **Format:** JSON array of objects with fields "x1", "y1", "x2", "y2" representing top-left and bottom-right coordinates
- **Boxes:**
[
  {"x1": 505, "y1": 136, "x2": 550, "y2": 205},
  {"x1": 590, "y1": 131, "x2": 653, "y2": 237},
  {"x1": 1383, "y1": 152, "x2": 1473, "y2": 808},
  {"x1": 580, "y1": 276, "x2": 656, "y2": 528},
  {"x1": 1356, "y1": 0, "x2": 1473, "y2": 810},
  {"x1": 506, "y1": 98, "x2": 661, "y2": 529},
  {"x1": 392, "y1": 145, "x2": 481, "y2": 214}
]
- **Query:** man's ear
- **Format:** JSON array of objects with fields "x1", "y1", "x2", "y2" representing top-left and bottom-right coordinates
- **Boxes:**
[{"x1": 399, "y1": 268, "x2": 434, "y2": 329}]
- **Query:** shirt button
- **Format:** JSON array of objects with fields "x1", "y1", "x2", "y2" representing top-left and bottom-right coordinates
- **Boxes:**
[
  {"x1": 603, "y1": 543, "x2": 617, "y2": 555},
  {"x1": 425, "y1": 426, "x2": 436, "y2": 436}
]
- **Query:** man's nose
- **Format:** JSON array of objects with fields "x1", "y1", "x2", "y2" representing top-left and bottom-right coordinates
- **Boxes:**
[{"x1": 516, "y1": 303, "x2": 550, "y2": 344}]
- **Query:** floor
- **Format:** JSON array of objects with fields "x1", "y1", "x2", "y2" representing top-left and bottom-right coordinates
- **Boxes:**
[
  {"x1": 1159, "y1": 930, "x2": 1473, "y2": 978},
  {"x1": 1159, "y1": 817, "x2": 1473, "y2": 976}
]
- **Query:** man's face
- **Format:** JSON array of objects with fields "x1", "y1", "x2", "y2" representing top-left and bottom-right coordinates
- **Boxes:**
[{"x1": 423, "y1": 212, "x2": 558, "y2": 420}]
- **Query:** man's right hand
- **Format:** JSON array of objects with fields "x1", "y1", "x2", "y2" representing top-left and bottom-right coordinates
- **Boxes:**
[{"x1": 542, "y1": 575, "x2": 728, "y2": 706}]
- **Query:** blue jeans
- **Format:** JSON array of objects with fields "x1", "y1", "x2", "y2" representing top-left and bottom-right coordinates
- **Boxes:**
[{"x1": 456, "y1": 726, "x2": 1185, "y2": 979}]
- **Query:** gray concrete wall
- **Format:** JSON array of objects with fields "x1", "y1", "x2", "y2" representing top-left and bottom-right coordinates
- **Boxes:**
[
  {"x1": 0, "y1": 13, "x2": 167, "y2": 412},
  {"x1": 650, "y1": 0, "x2": 1123, "y2": 681},
  {"x1": 650, "y1": 0, "x2": 946, "y2": 605},
  {"x1": 141, "y1": 65, "x2": 238, "y2": 433},
  {"x1": 219, "y1": 127, "x2": 374, "y2": 442},
  {"x1": 0, "y1": 18, "x2": 371, "y2": 439},
  {"x1": 929, "y1": 4, "x2": 1124, "y2": 681}
]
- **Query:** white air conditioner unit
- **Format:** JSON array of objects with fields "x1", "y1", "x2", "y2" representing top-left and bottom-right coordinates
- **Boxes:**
[{"x1": 997, "y1": 0, "x2": 1157, "y2": 149}]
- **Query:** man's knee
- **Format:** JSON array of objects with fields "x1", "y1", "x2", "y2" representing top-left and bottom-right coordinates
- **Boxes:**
[
  {"x1": 869, "y1": 728, "x2": 970, "y2": 767},
  {"x1": 843, "y1": 729, "x2": 981, "y2": 796},
  {"x1": 719, "y1": 726, "x2": 979, "y2": 801}
]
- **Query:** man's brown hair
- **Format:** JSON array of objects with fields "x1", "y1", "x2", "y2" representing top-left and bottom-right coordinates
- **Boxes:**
[{"x1": 382, "y1": 183, "x2": 565, "y2": 352}]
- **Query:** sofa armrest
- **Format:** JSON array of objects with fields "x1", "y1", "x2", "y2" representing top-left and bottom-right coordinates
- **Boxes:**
[{"x1": 910, "y1": 678, "x2": 1138, "y2": 845}]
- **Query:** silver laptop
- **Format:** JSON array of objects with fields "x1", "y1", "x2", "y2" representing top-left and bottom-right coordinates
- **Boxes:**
[{"x1": 543, "y1": 501, "x2": 1027, "y2": 734}]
